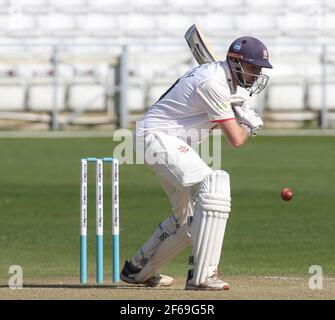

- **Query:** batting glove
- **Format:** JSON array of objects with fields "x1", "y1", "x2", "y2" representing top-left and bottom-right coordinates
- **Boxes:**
[
  {"x1": 229, "y1": 95, "x2": 263, "y2": 136},
  {"x1": 233, "y1": 105, "x2": 263, "y2": 136}
]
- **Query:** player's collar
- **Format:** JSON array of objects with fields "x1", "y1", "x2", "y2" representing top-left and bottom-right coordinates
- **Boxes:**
[{"x1": 221, "y1": 60, "x2": 236, "y2": 94}]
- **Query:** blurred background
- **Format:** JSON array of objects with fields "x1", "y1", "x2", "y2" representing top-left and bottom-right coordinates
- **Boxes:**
[
  {"x1": 0, "y1": 0, "x2": 334, "y2": 131},
  {"x1": 1, "y1": 1, "x2": 335, "y2": 294}
]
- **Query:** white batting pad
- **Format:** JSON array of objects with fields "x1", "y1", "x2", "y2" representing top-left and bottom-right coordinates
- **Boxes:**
[
  {"x1": 191, "y1": 171, "x2": 231, "y2": 286},
  {"x1": 131, "y1": 215, "x2": 181, "y2": 269},
  {"x1": 135, "y1": 223, "x2": 191, "y2": 282}
]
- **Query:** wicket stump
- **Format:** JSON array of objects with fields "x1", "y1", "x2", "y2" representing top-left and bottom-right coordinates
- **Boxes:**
[{"x1": 80, "y1": 157, "x2": 120, "y2": 284}]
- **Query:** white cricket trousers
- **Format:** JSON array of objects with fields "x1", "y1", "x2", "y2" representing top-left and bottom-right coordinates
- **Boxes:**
[{"x1": 141, "y1": 131, "x2": 212, "y2": 224}]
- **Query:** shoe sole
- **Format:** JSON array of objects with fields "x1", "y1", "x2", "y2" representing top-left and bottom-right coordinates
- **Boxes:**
[
  {"x1": 121, "y1": 273, "x2": 175, "y2": 287},
  {"x1": 145, "y1": 278, "x2": 175, "y2": 287},
  {"x1": 185, "y1": 284, "x2": 230, "y2": 291}
]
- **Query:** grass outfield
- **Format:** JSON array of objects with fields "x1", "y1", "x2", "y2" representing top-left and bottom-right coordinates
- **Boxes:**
[{"x1": 0, "y1": 136, "x2": 334, "y2": 284}]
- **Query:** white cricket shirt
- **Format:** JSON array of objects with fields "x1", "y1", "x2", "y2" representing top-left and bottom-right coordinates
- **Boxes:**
[{"x1": 136, "y1": 60, "x2": 236, "y2": 143}]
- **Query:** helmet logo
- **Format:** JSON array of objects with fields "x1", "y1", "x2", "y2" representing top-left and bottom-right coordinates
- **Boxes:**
[
  {"x1": 263, "y1": 49, "x2": 268, "y2": 60},
  {"x1": 233, "y1": 42, "x2": 242, "y2": 52}
]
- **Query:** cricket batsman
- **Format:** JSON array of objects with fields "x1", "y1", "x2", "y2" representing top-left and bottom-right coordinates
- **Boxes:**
[{"x1": 121, "y1": 36, "x2": 273, "y2": 290}]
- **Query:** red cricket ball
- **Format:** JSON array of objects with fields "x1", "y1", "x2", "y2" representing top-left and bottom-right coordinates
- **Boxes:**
[{"x1": 281, "y1": 188, "x2": 293, "y2": 201}]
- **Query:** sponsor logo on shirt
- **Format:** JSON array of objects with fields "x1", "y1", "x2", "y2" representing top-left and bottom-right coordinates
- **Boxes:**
[{"x1": 214, "y1": 101, "x2": 230, "y2": 111}]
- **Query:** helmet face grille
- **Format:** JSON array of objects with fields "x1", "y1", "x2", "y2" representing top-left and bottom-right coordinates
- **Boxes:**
[
  {"x1": 248, "y1": 73, "x2": 269, "y2": 95},
  {"x1": 228, "y1": 58, "x2": 269, "y2": 95}
]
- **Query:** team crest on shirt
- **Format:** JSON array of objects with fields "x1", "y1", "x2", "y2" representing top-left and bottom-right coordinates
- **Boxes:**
[{"x1": 178, "y1": 146, "x2": 189, "y2": 154}]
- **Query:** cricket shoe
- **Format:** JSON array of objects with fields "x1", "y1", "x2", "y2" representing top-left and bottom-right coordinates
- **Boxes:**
[
  {"x1": 120, "y1": 260, "x2": 174, "y2": 287},
  {"x1": 185, "y1": 269, "x2": 230, "y2": 291}
]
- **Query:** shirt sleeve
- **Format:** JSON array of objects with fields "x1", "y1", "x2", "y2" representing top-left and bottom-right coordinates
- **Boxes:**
[{"x1": 196, "y1": 79, "x2": 236, "y2": 123}]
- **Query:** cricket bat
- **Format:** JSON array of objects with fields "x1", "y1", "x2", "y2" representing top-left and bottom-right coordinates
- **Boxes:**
[{"x1": 184, "y1": 24, "x2": 218, "y2": 65}]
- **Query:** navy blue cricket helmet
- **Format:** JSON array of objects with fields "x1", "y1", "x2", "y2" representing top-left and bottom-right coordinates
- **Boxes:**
[{"x1": 227, "y1": 36, "x2": 272, "y2": 94}]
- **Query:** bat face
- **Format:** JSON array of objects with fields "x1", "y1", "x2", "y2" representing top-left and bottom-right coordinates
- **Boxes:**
[{"x1": 184, "y1": 24, "x2": 218, "y2": 65}]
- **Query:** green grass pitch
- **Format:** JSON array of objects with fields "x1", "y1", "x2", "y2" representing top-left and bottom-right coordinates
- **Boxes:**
[{"x1": 0, "y1": 135, "x2": 334, "y2": 281}]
